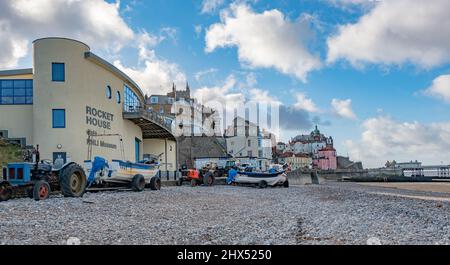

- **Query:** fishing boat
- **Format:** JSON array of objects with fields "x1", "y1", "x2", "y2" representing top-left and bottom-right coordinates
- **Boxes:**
[
  {"x1": 84, "y1": 133, "x2": 161, "y2": 191},
  {"x1": 228, "y1": 168, "x2": 289, "y2": 188},
  {"x1": 84, "y1": 157, "x2": 161, "y2": 191}
]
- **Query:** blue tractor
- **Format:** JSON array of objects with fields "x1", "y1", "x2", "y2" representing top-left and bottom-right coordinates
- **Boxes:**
[{"x1": 0, "y1": 146, "x2": 87, "y2": 201}]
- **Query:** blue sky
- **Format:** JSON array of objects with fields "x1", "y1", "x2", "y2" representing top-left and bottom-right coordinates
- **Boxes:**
[{"x1": 2, "y1": 0, "x2": 450, "y2": 167}]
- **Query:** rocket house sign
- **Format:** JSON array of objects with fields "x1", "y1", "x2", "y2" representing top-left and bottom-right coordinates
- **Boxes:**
[
  {"x1": 86, "y1": 106, "x2": 114, "y2": 129},
  {"x1": 85, "y1": 106, "x2": 117, "y2": 149}
]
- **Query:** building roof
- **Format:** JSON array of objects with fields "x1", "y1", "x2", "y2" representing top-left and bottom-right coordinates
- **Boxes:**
[
  {"x1": 0, "y1": 68, "x2": 33, "y2": 77},
  {"x1": 84, "y1": 52, "x2": 144, "y2": 99}
]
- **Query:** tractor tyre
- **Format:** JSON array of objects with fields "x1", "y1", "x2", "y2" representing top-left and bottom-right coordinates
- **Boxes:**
[
  {"x1": 283, "y1": 180, "x2": 289, "y2": 188},
  {"x1": 203, "y1": 172, "x2": 215, "y2": 186},
  {"x1": 131, "y1": 174, "x2": 146, "y2": 192},
  {"x1": 149, "y1": 176, "x2": 161, "y2": 190},
  {"x1": 59, "y1": 163, "x2": 87, "y2": 198},
  {"x1": 33, "y1": 181, "x2": 50, "y2": 201},
  {"x1": 258, "y1": 180, "x2": 268, "y2": 189},
  {"x1": 0, "y1": 181, "x2": 12, "y2": 202}
]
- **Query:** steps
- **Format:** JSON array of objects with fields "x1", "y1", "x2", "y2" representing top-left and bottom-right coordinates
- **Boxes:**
[{"x1": 0, "y1": 130, "x2": 28, "y2": 148}]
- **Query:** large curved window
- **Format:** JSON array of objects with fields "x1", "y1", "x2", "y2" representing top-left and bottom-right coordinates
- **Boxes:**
[
  {"x1": 106, "y1": 85, "x2": 112, "y2": 99},
  {"x1": 116, "y1": 91, "x2": 121, "y2": 104},
  {"x1": 124, "y1": 85, "x2": 141, "y2": 112}
]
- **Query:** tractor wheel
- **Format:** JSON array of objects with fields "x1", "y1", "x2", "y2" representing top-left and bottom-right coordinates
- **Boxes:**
[
  {"x1": 33, "y1": 181, "x2": 50, "y2": 201},
  {"x1": 176, "y1": 178, "x2": 183, "y2": 186},
  {"x1": 59, "y1": 164, "x2": 87, "y2": 198},
  {"x1": 149, "y1": 176, "x2": 161, "y2": 190},
  {"x1": 203, "y1": 172, "x2": 215, "y2": 186},
  {"x1": 0, "y1": 181, "x2": 12, "y2": 202},
  {"x1": 131, "y1": 174, "x2": 145, "y2": 192},
  {"x1": 258, "y1": 180, "x2": 268, "y2": 189},
  {"x1": 283, "y1": 180, "x2": 289, "y2": 188}
]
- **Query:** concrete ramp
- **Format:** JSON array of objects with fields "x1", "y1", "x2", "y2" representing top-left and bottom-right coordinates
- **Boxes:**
[{"x1": 288, "y1": 170, "x2": 323, "y2": 185}]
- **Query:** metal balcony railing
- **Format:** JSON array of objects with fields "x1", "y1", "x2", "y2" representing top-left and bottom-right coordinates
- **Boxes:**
[{"x1": 124, "y1": 106, "x2": 174, "y2": 132}]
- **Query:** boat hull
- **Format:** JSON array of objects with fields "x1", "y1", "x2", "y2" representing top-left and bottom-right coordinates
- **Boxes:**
[
  {"x1": 84, "y1": 159, "x2": 160, "y2": 185},
  {"x1": 234, "y1": 172, "x2": 287, "y2": 186}
]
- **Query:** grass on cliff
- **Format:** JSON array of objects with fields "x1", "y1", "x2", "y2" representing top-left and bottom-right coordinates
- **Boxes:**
[{"x1": 0, "y1": 139, "x2": 23, "y2": 167}]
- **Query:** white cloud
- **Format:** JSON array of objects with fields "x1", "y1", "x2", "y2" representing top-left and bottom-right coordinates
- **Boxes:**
[
  {"x1": 331, "y1": 98, "x2": 357, "y2": 120},
  {"x1": 424, "y1": 74, "x2": 450, "y2": 104},
  {"x1": 346, "y1": 116, "x2": 450, "y2": 168},
  {"x1": 201, "y1": 0, "x2": 226, "y2": 14},
  {"x1": 328, "y1": 0, "x2": 378, "y2": 7},
  {"x1": 195, "y1": 68, "x2": 218, "y2": 82},
  {"x1": 193, "y1": 75, "x2": 243, "y2": 108},
  {"x1": 114, "y1": 59, "x2": 186, "y2": 96},
  {"x1": 0, "y1": 0, "x2": 134, "y2": 68},
  {"x1": 293, "y1": 93, "x2": 319, "y2": 113},
  {"x1": 248, "y1": 88, "x2": 281, "y2": 105},
  {"x1": 205, "y1": 4, "x2": 321, "y2": 82},
  {"x1": 327, "y1": 0, "x2": 450, "y2": 68},
  {"x1": 0, "y1": 0, "x2": 187, "y2": 97}
]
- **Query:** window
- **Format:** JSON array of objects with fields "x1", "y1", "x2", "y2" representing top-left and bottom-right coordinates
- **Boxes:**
[
  {"x1": 116, "y1": 91, "x2": 121, "y2": 104},
  {"x1": 0, "y1": 79, "x2": 33, "y2": 105},
  {"x1": 248, "y1": 139, "x2": 251, "y2": 147},
  {"x1": 248, "y1": 151, "x2": 253, "y2": 157},
  {"x1": 150, "y1": 96, "x2": 158, "y2": 103},
  {"x1": 168, "y1": 97, "x2": 174, "y2": 104},
  {"x1": 52, "y1": 109, "x2": 66, "y2": 128},
  {"x1": 106, "y1": 86, "x2": 112, "y2": 99},
  {"x1": 124, "y1": 85, "x2": 140, "y2": 111},
  {"x1": 52, "y1": 63, "x2": 65, "y2": 82}
]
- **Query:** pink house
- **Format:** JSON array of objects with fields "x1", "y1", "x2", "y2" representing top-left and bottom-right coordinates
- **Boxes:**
[{"x1": 313, "y1": 146, "x2": 337, "y2": 170}]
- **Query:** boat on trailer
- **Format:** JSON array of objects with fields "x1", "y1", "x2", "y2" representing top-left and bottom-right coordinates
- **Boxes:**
[
  {"x1": 229, "y1": 169, "x2": 289, "y2": 188},
  {"x1": 84, "y1": 157, "x2": 161, "y2": 191},
  {"x1": 84, "y1": 133, "x2": 161, "y2": 191}
]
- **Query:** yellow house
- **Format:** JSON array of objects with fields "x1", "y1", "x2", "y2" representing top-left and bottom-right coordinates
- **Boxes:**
[
  {"x1": 285, "y1": 154, "x2": 312, "y2": 170},
  {"x1": 0, "y1": 38, "x2": 177, "y2": 171}
]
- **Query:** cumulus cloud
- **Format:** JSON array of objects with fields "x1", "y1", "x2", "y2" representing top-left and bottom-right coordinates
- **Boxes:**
[
  {"x1": 327, "y1": 0, "x2": 450, "y2": 68},
  {"x1": 0, "y1": 0, "x2": 187, "y2": 97},
  {"x1": 205, "y1": 4, "x2": 321, "y2": 82},
  {"x1": 195, "y1": 68, "x2": 218, "y2": 82},
  {"x1": 423, "y1": 74, "x2": 450, "y2": 104},
  {"x1": 293, "y1": 93, "x2": 319, "y2": 113},
  {"x1": 114, "y1": 28, "x2": 186, "y2": 96},
  {"x1": 279, "y1": 106, "x2": 315, "y2": 131},
  {"x1": 193, "y1": 74, "x2": 321, "y2": 136},
  {"x1": 346, "y1": 116, "x2": 450, "y2": 168},
  {"x1": 114, "y1": 59, "x2": 187, "y2": 97},
  {"x1": 331, "y1": 98, "x2": 357, "y2": 120},
  {"x1": 0, "y1": 0, "x2": 134, "y2": 68},
  {"x1": 193, "y1": 75, "x2": 243, "y2": 108},
  {"x1": 201, "y1": 0, "x2": 226, "y2": 14}
]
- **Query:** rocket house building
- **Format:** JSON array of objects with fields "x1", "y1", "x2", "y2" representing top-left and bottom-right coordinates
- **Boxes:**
[{"x1": 0, "y1": 38, "x2": 177, "y2": 171}]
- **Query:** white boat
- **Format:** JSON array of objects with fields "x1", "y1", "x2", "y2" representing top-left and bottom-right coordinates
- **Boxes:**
[
  {"x1": 230, "y1": 170, "x2": 289, "y2": 188},
  {"x1": 84, "y1": 157, "x2": 161, "y2": 190}
]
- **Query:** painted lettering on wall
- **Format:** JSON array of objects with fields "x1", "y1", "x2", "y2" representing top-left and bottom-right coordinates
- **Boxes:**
[
  {"x1": 86, "y1": 130, "x2": 117, "y2": 150},
  {"x1": 86, "y1": 106, "x2": 114, "y2": 130}
]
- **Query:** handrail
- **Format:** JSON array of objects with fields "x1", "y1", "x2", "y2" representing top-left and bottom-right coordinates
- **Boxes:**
[{"x1": 123, "y1": 106, "x2": 173, "y2": 132}]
